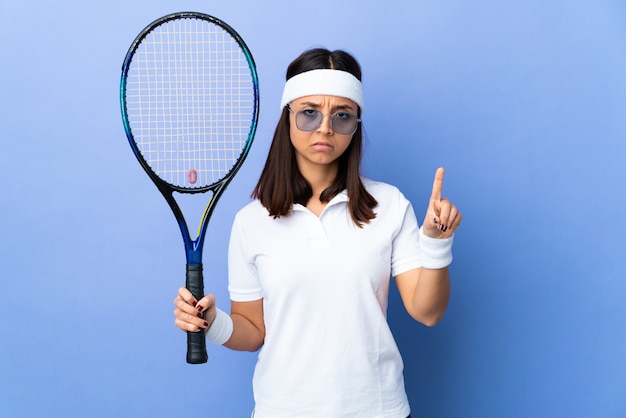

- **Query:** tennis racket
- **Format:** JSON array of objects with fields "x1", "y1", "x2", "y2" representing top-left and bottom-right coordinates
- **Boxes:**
[{"x1": 120, "y1": 12, "x2": 259, "y2": 364}]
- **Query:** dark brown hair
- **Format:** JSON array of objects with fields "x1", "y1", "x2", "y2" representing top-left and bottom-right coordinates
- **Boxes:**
[{"x1": 252, "y1": 48, "x2": 377, "y2": 226}]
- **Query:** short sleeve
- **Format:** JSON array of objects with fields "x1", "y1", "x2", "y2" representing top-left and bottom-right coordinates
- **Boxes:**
[
  {"x1": 227, "y1": 211, "x2": 263, "y2": 302},
  {"x1": 390, "y1": 199, "x2": 423, "y2": 277}
]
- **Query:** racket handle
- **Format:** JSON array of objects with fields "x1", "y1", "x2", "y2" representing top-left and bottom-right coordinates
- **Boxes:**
[{"x1": 186, "y1": 263, "x2": 208, "y2": 364}]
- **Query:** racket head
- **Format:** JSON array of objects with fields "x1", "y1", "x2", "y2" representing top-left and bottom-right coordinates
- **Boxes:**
[{"x1": 120, "y1": 12, "x2": 259, "y2": 194}]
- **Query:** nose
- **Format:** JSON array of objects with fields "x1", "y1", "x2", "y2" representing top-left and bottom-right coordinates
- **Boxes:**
[{"x1": 317, "y1": 113, "x2": 334, "y2": 134}]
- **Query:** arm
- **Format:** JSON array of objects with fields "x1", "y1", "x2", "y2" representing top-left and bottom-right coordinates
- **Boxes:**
[
  {"x1": 394, "y1": 167, "x2": 461, "y2": 326},
  {"x1": 224, "y1": 300, "x2": 265, "y2": 352},
  {"x1": 173, "y1": 288, "x2": 265, "y2": 352},
  {"x1": 395, "y1": 267, "x2": 450, "y2": 327}
]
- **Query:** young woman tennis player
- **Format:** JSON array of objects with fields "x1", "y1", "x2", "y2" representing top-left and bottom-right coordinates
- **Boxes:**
[{"x1": 174, "y1": 48, "x2": 462, "y2": 418}]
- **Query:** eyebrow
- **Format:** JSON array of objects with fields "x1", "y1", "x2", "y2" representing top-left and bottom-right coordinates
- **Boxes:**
[{"x1": 297, "y1": 100, "x2": 356, "y2": 113}]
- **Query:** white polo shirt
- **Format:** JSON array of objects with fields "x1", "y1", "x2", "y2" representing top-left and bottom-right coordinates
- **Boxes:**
[{"x1": 228, "y1": 178, "x2": 422, "y2": 418}]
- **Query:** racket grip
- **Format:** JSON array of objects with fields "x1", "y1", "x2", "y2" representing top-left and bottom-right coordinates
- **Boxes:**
[{"x1": 186, "y1": 263, "x2": 208, "y2": 364}]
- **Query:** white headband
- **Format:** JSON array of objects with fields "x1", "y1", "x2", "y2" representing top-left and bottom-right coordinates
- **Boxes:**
[{"x1": 280, "y1": 69, "x2": 364, "y2": 111}]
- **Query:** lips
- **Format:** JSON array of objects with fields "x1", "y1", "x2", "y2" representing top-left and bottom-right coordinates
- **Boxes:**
[{"x1": 311, "y1": 141, "x2": 333, "y2": 151}]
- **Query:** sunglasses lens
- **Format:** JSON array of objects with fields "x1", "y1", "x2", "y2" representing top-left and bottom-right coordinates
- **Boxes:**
[
  {"x1": 296, "y1": 110, "x2": 322, "y2": 131},
  {"x1": 294, "y1": 110, "x2": 359, "y2": 135},
  {"x1": 333, "y1": 113, "x2": 356, "y2": 135}
]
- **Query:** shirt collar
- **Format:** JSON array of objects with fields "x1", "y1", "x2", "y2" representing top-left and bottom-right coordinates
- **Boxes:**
[{"x1": 293, "y1": 189, "x2": 349, "y2": 212}]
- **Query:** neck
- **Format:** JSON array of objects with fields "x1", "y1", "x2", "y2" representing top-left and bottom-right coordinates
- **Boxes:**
[
  {"x1": 296, "y1": 160, "x2": 338, "y2": 217},
  {"x1": 300, "y1": 163, "x2": 338, "y2": 198}
]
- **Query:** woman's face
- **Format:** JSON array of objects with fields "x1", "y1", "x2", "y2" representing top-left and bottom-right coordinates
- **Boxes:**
[{"x1": 288, "y1": 95, "x2": 358, "y2": 175}]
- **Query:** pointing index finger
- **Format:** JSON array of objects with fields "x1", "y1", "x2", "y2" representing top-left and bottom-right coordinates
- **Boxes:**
[{"x1": 430, "y1": 167, "x2": 445, "y2": 201}]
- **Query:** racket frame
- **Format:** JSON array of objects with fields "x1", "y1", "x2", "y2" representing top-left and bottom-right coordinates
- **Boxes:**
[{"x1": 120, "y1": 11, "x2": 259, "y2": 363}]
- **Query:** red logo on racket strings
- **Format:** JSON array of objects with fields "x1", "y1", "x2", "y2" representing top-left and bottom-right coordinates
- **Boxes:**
[{"x1": 188, "y1": 169, "x2": 198, "y2": 185}]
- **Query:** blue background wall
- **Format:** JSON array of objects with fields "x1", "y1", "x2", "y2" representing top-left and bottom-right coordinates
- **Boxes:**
[{"x1": 1, "y1": 1, "x2": 625, "y2": 417}]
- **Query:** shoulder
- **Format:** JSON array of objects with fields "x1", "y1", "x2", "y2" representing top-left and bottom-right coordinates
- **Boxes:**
[
  {"x1": 361, "y1": 177, "x2": 415, "y2": 219},
  {"x1": 230, "y1": 200, "x2": 273, "y2": 242},
  {"x1": 234, "y1": 199, "x2": 268, "y2": 222},
  {"x1": 361, "y1": 177, "x2": 406, "y2": 201}
]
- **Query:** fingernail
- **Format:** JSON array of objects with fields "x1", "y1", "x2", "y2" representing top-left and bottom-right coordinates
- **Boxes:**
[
  {"x1": 196, "y1": 305, "x2": 204, "y2": 312},
  {"x1": 192, "y1": 301, "x2": 197, "y2": 307},
  {"x1": 197, "y1": 312, "x2": 204, "y2": 318},
  {"x1": 203, "y1": 321, "x2": 209, "y2": 327}
]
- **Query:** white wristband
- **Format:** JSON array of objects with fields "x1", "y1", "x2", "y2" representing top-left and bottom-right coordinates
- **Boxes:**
[
  {"x1": 419, "y1": 226, "x2": 454, "y2": 269},
  {"x1": 205, "y1": 308, "x2": 234, "y2": 345}
]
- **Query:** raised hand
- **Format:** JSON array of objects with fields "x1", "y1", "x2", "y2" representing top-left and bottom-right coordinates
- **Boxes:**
[{"x1": 422, "y1": 167, "x2": 462, "y2": 239}]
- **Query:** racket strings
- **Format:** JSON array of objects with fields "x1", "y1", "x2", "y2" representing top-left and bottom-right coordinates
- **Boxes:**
[{"x1": 125, "y1": 17, "x2": 255, "y2": 189}]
